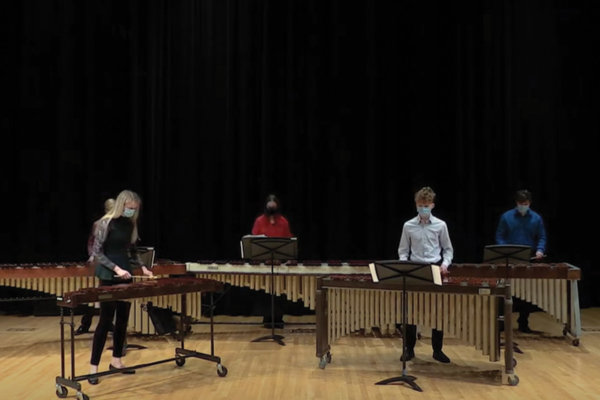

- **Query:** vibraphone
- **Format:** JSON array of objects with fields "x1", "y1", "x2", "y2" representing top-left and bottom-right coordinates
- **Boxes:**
[
  {"x1": 55, "y1": 277, "x2": 226, "y2": 400},
  {"x1": 185, "y1": 260, "x2": 582, "y2": 342},
  {"x1": 0, "y1": 262, "x2": 188, "y2": 335},
  {"x1": 314, "y1": 274, "x2": 519, "y2": 386}
]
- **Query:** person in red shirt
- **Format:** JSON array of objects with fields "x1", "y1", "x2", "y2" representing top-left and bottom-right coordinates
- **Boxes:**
[
  {"x1": 251, "y1": 194, "x2": 292, "y2": 237},
  {"x1": 251, "y1": 194, "x2": 292, "y2": 328}
]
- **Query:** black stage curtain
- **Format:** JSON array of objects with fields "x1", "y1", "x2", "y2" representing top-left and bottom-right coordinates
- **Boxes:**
[{"x1": 2, "y1": 1, "x2": 598, "y2": 306}]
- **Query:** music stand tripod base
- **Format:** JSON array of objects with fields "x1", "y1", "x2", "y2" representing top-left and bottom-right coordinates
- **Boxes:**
[
  {"x1": 251, "y1": 333, "x2": 285, "y2": 346},
  {"x1": 370, "y1": 260, "x2": 440, "y2": 392},
  {"x1": 375, "y1": 374, "x2": 422, "y2": 392}
]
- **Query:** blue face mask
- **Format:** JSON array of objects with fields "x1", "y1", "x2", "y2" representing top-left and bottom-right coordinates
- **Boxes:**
[
  {"x1": 516, "y1": 204, "x2": 529, "y2": 215},
  {"x1": 417, "y1": 206, "x2": 431, "y2": 219},
  {"x1": 122, "y1": 208, "x2": 136, "y2": 218}
]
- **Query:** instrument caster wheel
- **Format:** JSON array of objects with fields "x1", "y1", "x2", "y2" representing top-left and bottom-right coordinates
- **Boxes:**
[
  {"x1": 508, "y1": 375, "x2": 519, "y2": 386},
  {"x1": 319, "y1": 352, "x2": 331, "y2": 369},
  {"x1": 77, "y1": 391, "x2": 90, "y2": 400},
  {"x1": 319, "y1": 357, "x2": 327, "y2": 369},
  {"x1": 572, "y1": 339, "x2": 579, "y2": 346},
  {"x1": 318, "y1": 352, "x2": 332, "y2": 369},
  {"x1": 175, "y1": 357, "x2": 186, "y2": 367},
  {"x1": 217, "y1": 364, "x2": 228, "y2": 377},
  {"x1": 55, "y1": 385, "x2": 68, "y2": 398}
]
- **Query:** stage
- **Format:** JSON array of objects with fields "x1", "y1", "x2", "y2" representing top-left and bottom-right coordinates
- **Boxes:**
[{"x1": 0, "y1": 309, "x2": 598, "y2": 400}]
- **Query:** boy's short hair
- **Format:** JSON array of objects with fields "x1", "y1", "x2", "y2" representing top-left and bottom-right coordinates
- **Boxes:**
[
  {"x1": 515, "y1": 189, "x2": 532, "y2": 203},
  {"x1": 415, "y1": 186, "x2": 436, "y2": 203}
]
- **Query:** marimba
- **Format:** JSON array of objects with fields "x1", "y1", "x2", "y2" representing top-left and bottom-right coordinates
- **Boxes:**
[
  {"x1": 450, "y1": 263, "x2": 582, "y2": 344},
  {"x1": 185, "y1": 260, "x2": 582, "y2": 343},
  {"x1": 314, "y1": 274, "x2": 519, "y2": 386},
  {"x1": 0, "y1": 262, "x2": 186, "y2": 287},
  {"x1": 186, "y1": 260, "x2": 372, "y2": 310},
  {"x1": 0, "y1": 262, "x2": 189, "y2": 335},
  {"x1": 55, "y1": 277, "x2": 227, "y2": 400},
  {"x1": 1, "y1": 260, "x2": 582, "y2": 342}
]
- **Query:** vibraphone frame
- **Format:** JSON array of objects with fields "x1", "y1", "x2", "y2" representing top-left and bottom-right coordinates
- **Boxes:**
[
  {"x1": 314, "y1": 276, "x2": 520, "y2": 386},
  {"x1": 54, "y1": 278, "x2": 227, "y2": 400}
]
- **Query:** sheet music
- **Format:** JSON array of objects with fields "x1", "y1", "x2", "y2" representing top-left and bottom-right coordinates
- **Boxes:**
[
  {"x1": 431, "y1": 264, "x2": 442, "y2": 285},
  {"x1": 136, "y1": 246, "x2": 155, "y2": 268},
  {"x1": 240, "y1": 234, "x2": 266, "y2": 259},
  {"x1": 369, "y1": 263, "x2": 379, "y2": 283}
]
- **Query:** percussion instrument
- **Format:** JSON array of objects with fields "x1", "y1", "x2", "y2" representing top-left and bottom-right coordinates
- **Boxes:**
[
  {"x1": 55, "y1": 276, "x2": 227, "y2": 400},
  {"x1": 314, "y1": 274, "x2": 519, "y2": 385},
  {"x1": 57, "y1": 277, "x2": 223, "y2": 307},
  {"x1": 186, "y1": 260, "x2": 581, "y2": 343},
  {"x1": 1, "y1": 260, "x2": 582, "y2": 341},
  {"x1": 0, "y1": 262, "x2": 185, "y2": 300},
  {"x1": 450, "y1": 262, "x2": 581, "y2": 343},
  {"x1": 0, "y1": 262, "x2": 188, "y2": 335},
  {"x1": 186, "y1": 260, "x2": 372, "y2": 311}
]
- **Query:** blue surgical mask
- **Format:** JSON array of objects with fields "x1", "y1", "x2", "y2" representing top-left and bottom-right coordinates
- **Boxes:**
[
  {"x1": 517, "y1": 205, "x2": 529, "y2": 215},
  {"x1": 417, "y1": 206, "x2": 431, "y2": 219},
  {"x1": 122, "y1": 208, "x2": 136, "y2": 218}
]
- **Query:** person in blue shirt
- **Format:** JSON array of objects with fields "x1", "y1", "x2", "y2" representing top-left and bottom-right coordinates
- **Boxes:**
[
  {"x1": 397, "y1": 186, "x2": 454, "y2": 363},
  {"x1": 496, "y1": 189, "x2": 547, "y2": 332}
]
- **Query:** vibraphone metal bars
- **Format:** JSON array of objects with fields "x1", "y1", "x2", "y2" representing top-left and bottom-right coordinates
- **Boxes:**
[{"x1": 55, "y1": 277, "x2": 226, "y2": 400}]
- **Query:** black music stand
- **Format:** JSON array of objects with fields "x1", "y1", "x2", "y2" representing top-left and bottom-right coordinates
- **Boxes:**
[
  {"x1": 483, "y1": 244, "x2": 531, "y2": 363},
  {"x1": 370, "y1": 260, "x2": 442, "y2": 392},
  {"x1": 241, "y1": 236, "x2": 298, "y2": 346},
  {"x1": 483, "y1": 244, "x2": 531, "y2": 267}
]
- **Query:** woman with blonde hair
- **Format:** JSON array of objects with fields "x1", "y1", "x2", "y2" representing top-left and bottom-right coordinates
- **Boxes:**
[
  {"x1": 87, "y1": 190, "x2": 153, "y2": 384},
  {"x1": 75, "y1": 197, "x2": 117, "y2": 336},
  {"x1": 86, "y1": 198, "x2": 116, "y2": 262}
]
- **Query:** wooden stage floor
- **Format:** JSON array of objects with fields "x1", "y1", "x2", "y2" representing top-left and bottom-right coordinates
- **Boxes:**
[{"x1": 1, "y1": 309, "x2": 599, "y2": 400}]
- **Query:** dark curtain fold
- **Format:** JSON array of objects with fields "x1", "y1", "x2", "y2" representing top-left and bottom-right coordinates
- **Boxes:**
[{"x1": 2, "y1": 0, "x2": 598, "y2": 306}]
